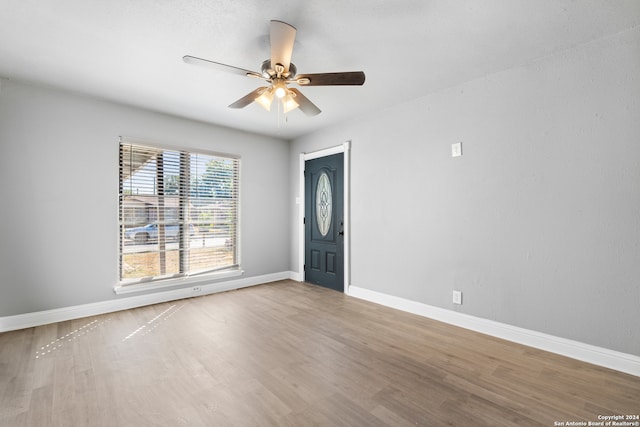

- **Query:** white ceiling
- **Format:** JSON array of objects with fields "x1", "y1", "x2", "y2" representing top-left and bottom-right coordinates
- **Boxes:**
[{"x1": 1, "y1": 0, "x2": 639, "y2": 139}]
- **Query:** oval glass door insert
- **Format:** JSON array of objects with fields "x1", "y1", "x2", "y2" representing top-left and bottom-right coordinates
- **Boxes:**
[{"x1": 316, "y1": 172, "x2": 332, "y2": 237}]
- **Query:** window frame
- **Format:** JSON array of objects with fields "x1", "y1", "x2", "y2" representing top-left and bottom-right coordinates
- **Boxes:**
[{"x1": 116, "y1": 137, "x2": 241, "y2": 292}]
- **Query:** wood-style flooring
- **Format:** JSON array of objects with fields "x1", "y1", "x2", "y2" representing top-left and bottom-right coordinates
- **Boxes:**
[{"x1": 1, "y1": 280, "x2": 638, "y2": 426}]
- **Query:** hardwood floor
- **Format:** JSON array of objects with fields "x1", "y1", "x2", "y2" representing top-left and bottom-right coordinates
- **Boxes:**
[{"x1": 1, "y1": 280, "x2": 638, "y2": 426}]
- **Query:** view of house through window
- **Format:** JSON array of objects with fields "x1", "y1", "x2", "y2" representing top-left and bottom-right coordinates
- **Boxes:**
[{"x1": 119, "y1": 140, "x2": 239, "y2": 284}]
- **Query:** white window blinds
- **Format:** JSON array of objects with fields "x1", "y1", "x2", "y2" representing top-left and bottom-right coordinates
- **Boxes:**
[{"x1": 118, "y1": 139, "x2": 239, "y2": 285}]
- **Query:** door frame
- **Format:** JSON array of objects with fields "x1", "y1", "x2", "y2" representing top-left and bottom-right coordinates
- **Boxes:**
[{"x1": 298, "y1": 141, "x2": 351, "y2": 294}]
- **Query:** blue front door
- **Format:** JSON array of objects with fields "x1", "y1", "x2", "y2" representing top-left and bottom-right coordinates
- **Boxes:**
[{"x1": 305, "y1": 153, "x2": 344, "y2": 291}]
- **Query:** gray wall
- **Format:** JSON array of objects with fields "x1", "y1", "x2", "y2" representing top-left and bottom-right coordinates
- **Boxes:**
[
  {"x1": 289, "y1": 27, "x2": 640, "y2": 356},
  {"x1": 0, "y1": 79, "x2": 290, "y2": 316}
]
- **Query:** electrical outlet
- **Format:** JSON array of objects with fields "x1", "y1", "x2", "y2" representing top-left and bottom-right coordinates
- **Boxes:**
[
  {"x1": 192, "y1": 286, "x2": 202, "y2": 293},
  {"x1": 452, "y1": 290, "x2": 462, "y2": 305}
]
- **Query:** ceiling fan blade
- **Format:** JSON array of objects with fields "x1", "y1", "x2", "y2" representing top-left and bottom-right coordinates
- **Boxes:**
[
  {"x1": 270, "y1": 20, "x2": 296, "y2": 73},
  {"x1": 183, "y1": 55, "x2": 263, "y2": 79},
  {"x1": 228, "y1": 87, "x2": 268, "y2": 109},
  {"x1": 289, "y1": 88, "x2": 321, "y2": 116},
  {"x1": 295, "y1": 71, "x2": 366, "y2": 86}
]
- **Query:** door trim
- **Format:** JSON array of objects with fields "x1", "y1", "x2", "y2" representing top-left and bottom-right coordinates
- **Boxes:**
[{"x1": 298, "y1": 141, "x2": 350, "y2": 294}]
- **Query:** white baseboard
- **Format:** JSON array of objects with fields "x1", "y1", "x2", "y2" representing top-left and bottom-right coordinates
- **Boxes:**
[
  {"x1": 348, "y1": 285, "x2": 640, "y2": 377},
  {"x1": 287, "y1": 270, "x2": 303, "y2": 281},
  {"x1": 0, "y1": 271, "x2": 295, "y2": 333}
]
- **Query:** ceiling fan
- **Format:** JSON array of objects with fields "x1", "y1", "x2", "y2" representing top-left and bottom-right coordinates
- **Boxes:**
[{"x1": 183, "y1": 20, "x2": 365, "y2": 116}]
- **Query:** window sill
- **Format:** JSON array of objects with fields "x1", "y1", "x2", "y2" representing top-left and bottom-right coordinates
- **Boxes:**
[{"x1": 113, "y1": 269, "x2": 244, "y2": 295}]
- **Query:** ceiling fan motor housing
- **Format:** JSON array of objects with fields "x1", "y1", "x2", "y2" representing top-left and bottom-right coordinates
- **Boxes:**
[{"x1": 261, "y1": 59, "x2": 296, "y2": 79}]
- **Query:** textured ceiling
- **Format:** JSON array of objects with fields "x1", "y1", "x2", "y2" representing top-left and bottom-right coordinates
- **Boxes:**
[{"x1": 1, "y1": 0, "x2": 639, "y2": 139}]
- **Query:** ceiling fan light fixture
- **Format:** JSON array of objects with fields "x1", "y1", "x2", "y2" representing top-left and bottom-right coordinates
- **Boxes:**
[
  {"x1": 255, "y1": 88, "x2": 274, "y2": 111},
  {"x1": 282, "y1": 91, "x2": 299, "y2": 113},
  {"x1": 273, "y1": 79, "x2": 287, "y2": 98}
]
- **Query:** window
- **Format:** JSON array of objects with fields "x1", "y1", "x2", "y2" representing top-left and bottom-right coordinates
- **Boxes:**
[{"x1": 118, "y1": 139, "x2": 239, "y2": 285}]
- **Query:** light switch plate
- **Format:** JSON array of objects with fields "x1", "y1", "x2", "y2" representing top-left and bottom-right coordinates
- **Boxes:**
[
  {"x1": 452, "y1": 142, "x2": 462, "y2": 157},
  {"x1": 453, "y1": 290, "x2": 462, "y2": 304}
]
